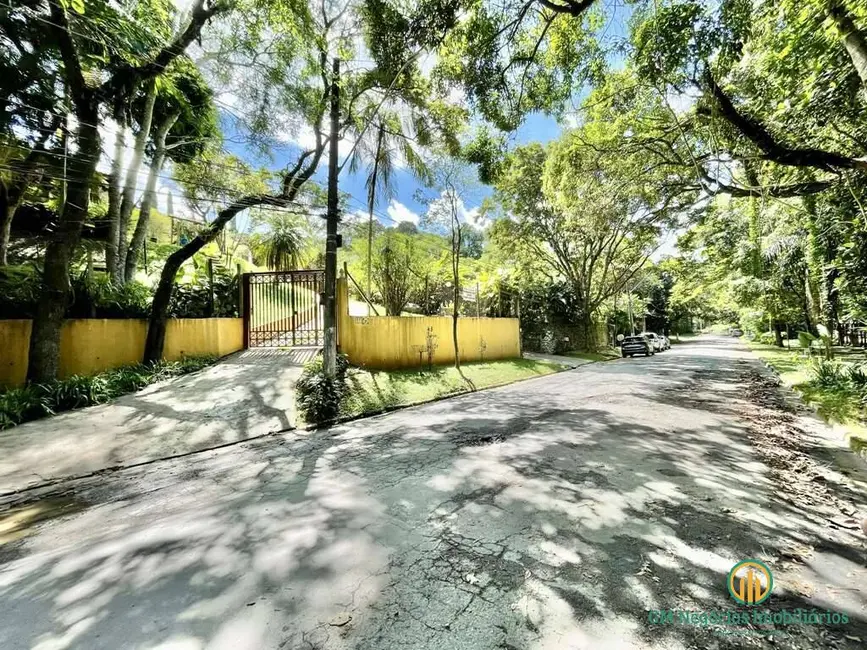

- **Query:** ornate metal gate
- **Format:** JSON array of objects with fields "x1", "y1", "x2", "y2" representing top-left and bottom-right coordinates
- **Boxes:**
[{"x1": 243, "y1": 270, "x2": 325, "y2": 347}]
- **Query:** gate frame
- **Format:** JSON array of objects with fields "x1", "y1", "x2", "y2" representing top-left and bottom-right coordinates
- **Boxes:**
[{"x1": 242, "y1": 269, "x2": 326, "y2": 349}]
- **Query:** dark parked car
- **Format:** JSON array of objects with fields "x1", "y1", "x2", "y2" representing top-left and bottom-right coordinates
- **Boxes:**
[{"x1": 621, "y1": 335, "x2": 654, "y2": 357}]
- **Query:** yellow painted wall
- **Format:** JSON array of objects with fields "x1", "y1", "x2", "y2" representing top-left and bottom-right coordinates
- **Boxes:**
[
  {"x1": 337, "y1": 277, "x2": 520, "y2": 369},
  {"x1": 0, "y1": 320, "x2": 32, "y2": 388},
  {"x1": 59, "y1": 319, "x2": 148, "y2": 378},
  {"x1": 164, "y1": 318, "x2": 244, "y2": 360},
  {"x1": 0, "y1": 318, "x2": 243, "y2": 388}
]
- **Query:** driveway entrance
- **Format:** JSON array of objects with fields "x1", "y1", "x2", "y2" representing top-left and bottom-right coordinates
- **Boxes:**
[{"x1": 243, "y1": 270, "x2": 324, "y2": 348}]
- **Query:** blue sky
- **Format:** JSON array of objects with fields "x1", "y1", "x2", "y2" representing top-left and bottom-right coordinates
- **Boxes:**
[
  {"x1": 213, "y1": 0, "x2": 634, "y2": 232},
  {"x1": 219, "y1": 110, "x2": 565, "y2": 232}
]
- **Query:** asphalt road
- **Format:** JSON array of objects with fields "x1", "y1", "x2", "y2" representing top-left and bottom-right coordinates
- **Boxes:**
[{"x1": 1, "y1": 336, "x2": 867, "y2": 650}]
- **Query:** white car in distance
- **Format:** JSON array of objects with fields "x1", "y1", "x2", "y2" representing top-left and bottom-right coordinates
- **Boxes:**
[{"x1": 641, "y1": 332, "x2": 665, "y2": 352}]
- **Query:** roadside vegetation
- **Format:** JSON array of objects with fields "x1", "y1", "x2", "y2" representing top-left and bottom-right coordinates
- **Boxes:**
[
  {"x1": 750, "y1": 342, "x2": 867, "y2": 450},
  {"x1": 296, "y1": 357, "x2": 566, "y2": 425},
  {"x1": 563, "y1": 349, "x2": 621, "y2": 362},
  {"x1": 0, "y1": 357, "x2": 215, "y2": 430}
]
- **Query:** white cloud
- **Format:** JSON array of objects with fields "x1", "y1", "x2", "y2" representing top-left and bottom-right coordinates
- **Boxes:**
[
  {"x1": 386, "y1": 199, "x2": 420, "y2": 225},
  {"x1": 666, "y1": 88, "x2": 700, "y2": 115},
  {"x1": 463, "y1": 205, "x2": 492, "y2": 230},
  {"x1": 428, "y1": 192, "x2": 490, "y2": 230}
]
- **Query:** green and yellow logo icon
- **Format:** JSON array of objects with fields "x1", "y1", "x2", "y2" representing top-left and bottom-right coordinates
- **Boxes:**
[{"x1": 728, "y1": 559, "x2": 773, "y2": 606}]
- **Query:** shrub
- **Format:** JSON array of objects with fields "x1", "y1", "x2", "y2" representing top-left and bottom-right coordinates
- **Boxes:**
[
  {"x1": 757, "y1": 331, "x2": 777, "y2": 345},
  {"x1": 68, "y1": 274, "x2": 152, "y2": 318},
  {"x1": 0, "y1": 265, "x2": 41, "y2": 318},
  {"x1": 809, "y1": 359, "x2": 846, "y2": 389},
  {"x1": 798, "y1": 331, "x2": 817, "y2": 350},
  {"x1": 846, "y1": 363, "x2": 867, "y2": 388},
  {"x1": 0, "y1": 267, "x2": 155, "y2": 319},
  {"x1": 0, "y1": 386, "x2": 52, "y2": 429},
  {"x1": 0, "y1": 356, "x2": 216, "y2": 430},
  {"x1": 295, "y1": 353, "x2": 349, "y2": 424},
  {"x1": 168, "y1": 266, "x2": 239, "y2": 318}
]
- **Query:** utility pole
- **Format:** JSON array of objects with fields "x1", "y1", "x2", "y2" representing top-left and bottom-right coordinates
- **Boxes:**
[{"x1": 323, "y1": 57, "x2": 340, "y2": 377}]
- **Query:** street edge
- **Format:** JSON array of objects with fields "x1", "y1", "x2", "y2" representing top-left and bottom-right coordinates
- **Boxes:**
[
  {"x1": 298, "y1": 356, "x2": 594, "y2": 431},
  {"x1": 748, "y1": 347, "x2": 867, "y2": 463}
]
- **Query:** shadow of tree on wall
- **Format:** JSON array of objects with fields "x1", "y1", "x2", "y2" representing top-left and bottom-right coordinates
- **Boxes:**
[{"x1": 0, "y1": 338, "x2": 866, "y2": 649}]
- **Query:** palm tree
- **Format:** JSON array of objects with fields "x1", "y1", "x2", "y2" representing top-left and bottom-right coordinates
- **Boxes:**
[
  {"x1": 348, "y1": 112, "x2": 431, "y2": 313},
  {"x1": 253, "y1": 213, "x2": 307, "y2": 270}
]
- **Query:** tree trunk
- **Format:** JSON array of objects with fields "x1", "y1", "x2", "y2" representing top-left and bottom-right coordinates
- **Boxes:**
[
  {"x1": 124, "y1": 112, "x2": 177, "y2": 283},
  {"x1": 773, "y1": 321, "x2": 784, "y2": 347},
  {"x1": 0, "y1": 187, "x2": 17, "y2": 267},
  {"x1": 143, "y1": 200, "x2": 250, "y2": 363},
  {"x1": 829, "y1": 0, "x2": 867, "y2": 88},
  {"x1": 105, "y1": 112, "x2": 127, "y2": 278},
  {"x1": 115, "y1": 81, "x2": 156, "y2": 281},
  {"x1": 579, "y1": 311, "x2": 597, "y2": 351},
  {"x1": 1, "y1": 142, "x2": 54, "y2": 266},
  {"x1": 803, "y1": 195, "x2": 825, "y2": 331},
  {"x1": 801, "y1": 285, "x2": 816, "y2": 336},
  {"x1": 824, "y1": 260, "x2": 842, "y2": 342},
  {"x1": 27, "y1": 100, "x2": 101, "y2": 382},
  {"x1": 366, "y1": 125, "x2": 385, "y2": 317},
  {"x1": 144, "y1": 127, "x2": 326, "y2": 363}
]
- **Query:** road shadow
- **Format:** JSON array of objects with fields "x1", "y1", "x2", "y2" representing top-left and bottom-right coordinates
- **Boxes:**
[
  {"x1": 0, "y1": 348, "x2": 313, "y2": 494},
  {"x1": 0, "y1": 337, "x2": 866, "y2": 649}
]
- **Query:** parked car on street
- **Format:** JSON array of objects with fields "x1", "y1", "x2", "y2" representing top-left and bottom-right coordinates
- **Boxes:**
[
  {"x1": 661, "y1": 335, "x2": 671, "y2": 350},
  {"x1": 642, "y1": 332, "x2": 665, "y2": 352},
  {"x1": 621, "y1": 334, "x2": 654, "y2": 357}
]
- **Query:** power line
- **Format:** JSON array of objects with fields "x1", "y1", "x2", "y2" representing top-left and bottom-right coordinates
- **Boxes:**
[
  {"x1": 1, "y1": 144, "x2": 329, "y2": 211},
  {"x1": 0, "y1": 164, "x2": 328, "y2": 222}
]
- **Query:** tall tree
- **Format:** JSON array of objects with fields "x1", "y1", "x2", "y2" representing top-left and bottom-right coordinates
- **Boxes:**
[
  {"x1": 19, "y1": 0, "x2": 228, "y2": 381},
  {"x1": 123, "y1": 59, "x2": 217, "y2": 282},
  {"x1": 493, "y1": 127, "x2": 676, "y2": 349},
  {"x1": 113, "y1": 79, "x2": 157, "y2": 281},
  {"x1": 422, "y1": 159, "x2": 477, "y2": 368},
  {"x1": 348, "y1": 112, "x2": 431, "y2": 312},
  {"x1": 144, "y1": 0, "x2": 466, "y2": 362}
]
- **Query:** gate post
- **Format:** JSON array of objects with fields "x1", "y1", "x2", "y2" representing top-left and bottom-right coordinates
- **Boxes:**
[{"x1": 241, "y1": 273, "x2": 251, "y2": 349}]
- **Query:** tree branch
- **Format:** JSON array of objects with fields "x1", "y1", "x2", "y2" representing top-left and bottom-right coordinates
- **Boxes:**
[
  {"x1": 698, "y1": 168, "x2": 835, "y2": 198},
  {"x1": 704, "y1": 69, "x2": 867, "y2": 172},
  {"x1": 537, "y1": 0, "x2": 596, "y2": 18},
  {"x1": 100, "y1": 0, "x2": 230, "y2": 100},
  {"x1": 47, "y1": 0, "x2": 88, "y2": 108}
]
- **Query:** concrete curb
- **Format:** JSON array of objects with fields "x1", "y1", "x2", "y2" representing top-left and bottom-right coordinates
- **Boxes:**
[
  {"x1": 299, "y1": 358, "x2": 584, "y2": 431},
  {"x1": 0, "y1": 426, "x2": 295, "y2": 506}
]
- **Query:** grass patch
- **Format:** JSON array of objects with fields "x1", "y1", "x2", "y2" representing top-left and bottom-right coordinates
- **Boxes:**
[
  {"x1": 670, "y1": 333, "x2": 699, "y2": 343},
  {"x1": 340, "y1": 358, "x2": 566, "y2": 420},
  {"x1": 0, "y1": 356, "x2": 216, "y2": 430},
  {"x1": 748, "y1": 341, "x2": 867, "y2": 455},
  {"x1": 563, "y1": 348, "x2": 620, "y2": 362}
]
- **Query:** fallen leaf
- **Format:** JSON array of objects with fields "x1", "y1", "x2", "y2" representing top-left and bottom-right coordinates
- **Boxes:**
[{"x1": 464, "y1": 573, "x2": 479, "y2": 585}]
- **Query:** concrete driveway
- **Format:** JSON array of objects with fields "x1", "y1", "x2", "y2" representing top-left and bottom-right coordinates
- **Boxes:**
[
  {"x1": 0, "y1": 347, "x2": 318, "y2": 495},
  {"x1": 1, "y1": 337, "x2": 866, "y2": 649}
]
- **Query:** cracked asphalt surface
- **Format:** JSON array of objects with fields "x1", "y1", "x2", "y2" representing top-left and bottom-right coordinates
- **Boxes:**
[{"x1": 1, "y1": 336, "x2": 867, "y2": 649}]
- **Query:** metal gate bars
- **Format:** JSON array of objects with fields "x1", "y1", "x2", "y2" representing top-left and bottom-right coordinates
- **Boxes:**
[{"x1": 243, "y1": 270, "x2": 325, "y2": 347}]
